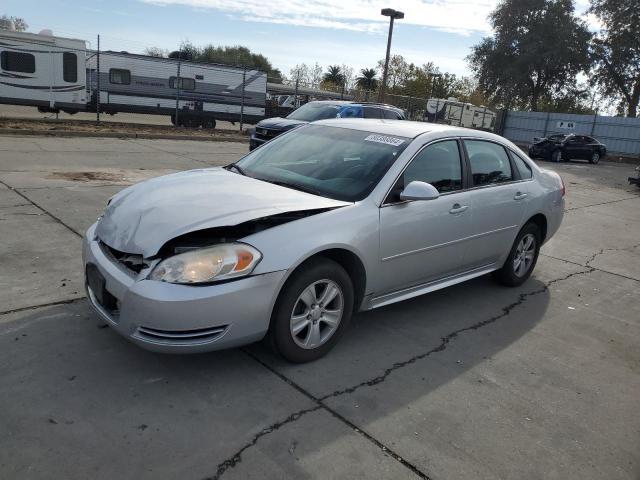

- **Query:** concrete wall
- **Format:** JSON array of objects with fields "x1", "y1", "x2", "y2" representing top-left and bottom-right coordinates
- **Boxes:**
[{"x1": 501, "y1": 110, "x2": 640, "y2": 156}]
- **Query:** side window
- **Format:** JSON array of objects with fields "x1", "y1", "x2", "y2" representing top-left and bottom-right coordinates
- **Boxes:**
[
  {"x1": 62, "y1": 52, "x2": 77, "y2": 82},
  {"x1": 402, "y1": 140, "x2": 463, "y2": 193},
  {"x1": 109, "y1": 69, "x2": 131, "y2": 85},
  {"x1": 169, "y1": 77, "x2": 196, "y2": 90},
  {"x1": 465, "y1": 140, "x2": 513, "y2": 186},
  {"x1": 382, "y1": 109, "x2": 400, "y2": 120},
  {"x1": 1, "y1": 51, "x2": 35, "y2": 73},
  {"x1": 363, "y1": 107, "x2": 381, "y2": 119},
  {"x1": 511, "y1": 151, "x2": 533, "y2": 179}
]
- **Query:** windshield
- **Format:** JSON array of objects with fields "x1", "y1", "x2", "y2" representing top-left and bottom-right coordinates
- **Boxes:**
[
  {"x1": 286, "y1": 103, "x2": 341, "y2": 122},
  {"x1": 235, "y1": 124, "x2": 410, "y2": 202}
]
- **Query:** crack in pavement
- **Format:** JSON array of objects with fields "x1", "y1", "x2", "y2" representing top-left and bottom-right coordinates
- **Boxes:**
[
  {"x1": 541, "y1": 253, "x2": 640, "y2": 283},
  {"x1": 318, "y1": 267, "x2": 594, "y2": 401},
  {"x1": 0, "y1": 297, "x2": 85, "y2": 317},
  {"x1": 584, "y1": 243, "x2": 640, "y2": 268},
  {"x1": 0, "y1": 179, "x2": 82, "y2": 238},
  {"x1": 204, "y1": 405, "x2": 323, "y2": 480},
  {"x1": 210, "y1": 267, "x2": 595, "y2": 480}
]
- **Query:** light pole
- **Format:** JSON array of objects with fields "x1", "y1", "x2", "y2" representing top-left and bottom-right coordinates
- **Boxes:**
[{"x1": 378, "y1": 8, "x2": 404, "y2": 102}]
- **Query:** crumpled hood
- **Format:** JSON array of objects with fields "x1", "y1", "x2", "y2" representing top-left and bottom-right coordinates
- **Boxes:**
[
  {"x1": 256, "y1": 117, "x2": 307, "y2": 130},
  {"x1": 96, "y1": 168, "x2": 349, "y2": 257}
]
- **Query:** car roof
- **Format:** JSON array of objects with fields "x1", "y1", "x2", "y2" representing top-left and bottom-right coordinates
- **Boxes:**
[
  {"x1": 306, "y1": 100, "x2": 402, "y2": 111},
  {"x1": 314, "y1": 118, "x2": 508, "y2": 142}
]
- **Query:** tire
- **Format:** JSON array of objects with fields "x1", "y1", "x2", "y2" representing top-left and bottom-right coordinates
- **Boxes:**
[
  {"x1": 493, "y1": 222, "x2": 541, "y2": 287},
  {"x1": 589, "y1": 151, "x2": 600, "y2": 164},
  {"x1": 551, "y1": 149, "x2": 562, "y2": 162},
  {"x1": 269, "y1": 258, "x2": 354, "y2": 363}
]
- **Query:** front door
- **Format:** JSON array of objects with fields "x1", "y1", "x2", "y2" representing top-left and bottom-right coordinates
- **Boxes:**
[
  {"x1": 378, "y1": 139, "x2": 474, "y2": 294},
  {"x1": 462, "y1": 139, "x2": 527, "y2": 268}
]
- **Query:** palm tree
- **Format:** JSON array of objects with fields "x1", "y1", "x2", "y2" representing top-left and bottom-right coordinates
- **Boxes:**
[
  {"x1": 356, "y1": 68, "x2": 379, "y2": 91},
  {"x1": 323, "y1": 65, "x2": 344, "y2": 86}
]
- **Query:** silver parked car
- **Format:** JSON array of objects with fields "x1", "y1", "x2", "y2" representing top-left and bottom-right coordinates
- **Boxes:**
[{"x1": 83, "y1": 120, "x2": 565, "y2": 362}]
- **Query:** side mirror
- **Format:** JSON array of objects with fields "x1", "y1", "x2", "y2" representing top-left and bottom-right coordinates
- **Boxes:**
[{"x1": 400, "y1": 181, "x2": 440, "y2": 201}]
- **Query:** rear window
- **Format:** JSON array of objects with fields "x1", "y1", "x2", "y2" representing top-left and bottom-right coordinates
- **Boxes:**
[
  {"x1": 511, "y1": 151, "x2": 533, "y2": 179},
  {"x1": 1, "y1": 51, "x2": 35, "y2": 73},
  {"x1": 382, "y1": 109, "x2": 401, "y2": 120}
]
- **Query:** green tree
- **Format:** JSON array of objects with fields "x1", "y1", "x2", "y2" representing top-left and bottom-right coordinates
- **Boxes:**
[
  {"x1": 468, "y1": 0, "x2": 591, "y2": 111},
  {"x1": 589, "y1": 0, "x2": 640, "y2": 117},
  {"x1": 144, "y1": 47, "x2": 167, "y2": 58},
  {"x1": 166, "y1": 43, "x2": 282, "y2": 82},
  {"x1": 0, "y1": 15, "x2": 27, "y2": 31},
  {"x1": 323, "y1": 65, "x2": 344, "y2": 86},
  {"x1": 356, "y1": 68, "x2": 379, "y2": 91}
]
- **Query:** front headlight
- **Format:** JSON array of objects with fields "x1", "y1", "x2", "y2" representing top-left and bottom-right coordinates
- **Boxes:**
[{"x1": 149, "y1": 243, "x2": 262, "y2": 284}]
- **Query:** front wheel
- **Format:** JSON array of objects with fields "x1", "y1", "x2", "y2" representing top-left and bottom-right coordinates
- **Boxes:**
[
  {"x1": 493, "y1": 223, "x2": 541, "y2": 287},
  {"x1": 269, "y1": 259, "x2": 353, "y2": 363},
  {"x1": 589, "y1": 151, "x2": 600, "y2": 164}
]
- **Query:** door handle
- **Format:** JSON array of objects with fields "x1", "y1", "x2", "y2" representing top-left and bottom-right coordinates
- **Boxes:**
[
  {"x1": 514, "y1": 192, "x2": 528, "y2": 200},
  {"x1": 449, "y1": 203, "x2": 469, "y2": 214}
]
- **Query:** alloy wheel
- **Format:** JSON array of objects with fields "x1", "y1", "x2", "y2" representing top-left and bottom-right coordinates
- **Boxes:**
[
  {"x1": 290, "y1": 279, "x2": 344, "y2": 349},
  {"x1": 513, "y1": 233, "x2": 536, "y2": 277}
]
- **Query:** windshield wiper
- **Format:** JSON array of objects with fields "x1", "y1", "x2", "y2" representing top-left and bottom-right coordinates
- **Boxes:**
[
  {"x1": 226, "y1": 163, "x2": 246, "y2": 176},
  {"x1": 266, "y1": 179, "x2": 323, "y2": 197}
]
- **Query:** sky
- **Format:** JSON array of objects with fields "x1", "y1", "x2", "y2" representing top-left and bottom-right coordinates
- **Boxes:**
[{"x1": 3, "y1": 0, "x2": 595, "y2": 80}]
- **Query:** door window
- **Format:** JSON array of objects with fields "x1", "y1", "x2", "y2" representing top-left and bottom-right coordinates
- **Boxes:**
[
  {"x1": 363, "y1": 107, "x2": 381, "y2": 119},
  {"x1": 382, "y1": 109, "x2": 401, "y2": 119},
  {"x1": 401, "y1": 140, "x2": 463, "y2": 193},
  {"x1": 465, "y1": 140, "x2": 513, "y2": 186},
  {"x1": 169, "y1": 77, "x2": 196, "y2": 90},
  {"x1": 1, "y1": 51, "x2": 35, "y2": 73},
  {"x1": 62, "y1": 52, "x2": 77, "y2": 82}
]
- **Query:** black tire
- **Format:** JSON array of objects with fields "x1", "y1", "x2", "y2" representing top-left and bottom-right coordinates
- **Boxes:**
[
  {"x1": 493, "y1": 222, "x2": 541, "y2": 287},
  {"x1": 269, "y1": 258, "x2": 354, "y2": 363},
  {"x1": 551, "y1": 149, "x2": 562, "y2": 162},
  {"x1": 589, "y1": 151, "x2": 600, "y2": 164}
]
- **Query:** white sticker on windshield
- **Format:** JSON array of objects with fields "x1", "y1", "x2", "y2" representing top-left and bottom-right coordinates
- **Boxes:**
[{"x1": 364, "y1": 134, "x2": 405, "y2": 146}]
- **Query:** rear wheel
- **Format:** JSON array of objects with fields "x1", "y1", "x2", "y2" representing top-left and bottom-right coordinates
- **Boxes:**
[
  {"x1": 269, "y1": 259, "x2": 353, "y2": 363},
  {"x1": 493, "y1": 222, "x2": 541, "y2": 287},
  {"x1": 589, "y1": 151, "x2": 600, "y2": 164}
]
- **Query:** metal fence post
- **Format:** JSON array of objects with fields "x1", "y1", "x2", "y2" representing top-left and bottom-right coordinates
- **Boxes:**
[
  {"x1": 542, "y1": 111, "x2": 550, "y2": 137},
  {"x1": 294, "y1": 73, "x2": 299, "y2": 107},
  {"x1": 240, "y1": 67, "x2": 246, "y2": 133},
  {"x1": 96, "y1": 35, "x2": 100, "y2": 125},
  {"x1": 590, "y1": 111, "x2": 598, "y2": 136},
  {"x1": 174, "y1": 54, "x2": 181, "y2": 127}
]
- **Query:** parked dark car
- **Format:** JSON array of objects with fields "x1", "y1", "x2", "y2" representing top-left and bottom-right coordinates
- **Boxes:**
[
  {"x1": 249, "y1": 101, "x2": 406, "y2": 150},
  {"x1": 528, "y1": 134, "x2": 606, "y2": 164},
  {"x1": 629, "y1": 166, "x2": 640, "y2": 188}
]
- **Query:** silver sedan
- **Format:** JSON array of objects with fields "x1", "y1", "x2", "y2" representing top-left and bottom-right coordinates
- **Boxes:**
[{"x1": 83, "y1": 120, "x2": 565, "y2": 362}]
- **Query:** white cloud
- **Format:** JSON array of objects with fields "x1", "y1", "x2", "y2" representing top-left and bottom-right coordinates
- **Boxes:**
[{"x1": 140, "y1": 0, "x2": 498, "y2": 35}]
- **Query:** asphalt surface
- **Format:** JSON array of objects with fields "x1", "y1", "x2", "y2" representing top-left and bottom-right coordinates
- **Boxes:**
[{"x1": 0, "y1": 136, "x2": 639, "y2": 480}]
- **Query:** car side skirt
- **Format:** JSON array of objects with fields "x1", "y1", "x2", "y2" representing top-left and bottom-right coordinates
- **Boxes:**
[{"x1": 365, "y1": 263, "x2": 497, "y2": 310}]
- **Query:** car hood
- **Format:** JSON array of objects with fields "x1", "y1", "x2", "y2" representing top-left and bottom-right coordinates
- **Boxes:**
[
  {"x1": 256, "y1": 117, "x2": 307, "y2": 130},
  {"x1": 95, "y1": 168, "x2": 349, "y2": 257}
]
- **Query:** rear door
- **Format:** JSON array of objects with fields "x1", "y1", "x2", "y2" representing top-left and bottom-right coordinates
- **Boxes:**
[
  {"x1": 378, "y1": 139, "x2": 474, "y2": 293},
  {"x1": 462, "y1": 139, "x2": 528, "y2": 269}
]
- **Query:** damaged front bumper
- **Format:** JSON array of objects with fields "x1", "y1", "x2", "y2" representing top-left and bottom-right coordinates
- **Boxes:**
[{"x1": 82, "y1": 222, "x2": 286, "y2": 353}]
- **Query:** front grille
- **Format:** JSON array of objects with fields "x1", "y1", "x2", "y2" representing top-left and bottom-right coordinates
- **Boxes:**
[
  {"x1": 100, "y1": 241, "x2": 148, "y2": 274},
  {"x1": 255, "y1": 127, "x2": 281, "y2": 140},
  {"x1": 135, "y1": 325, "x2": 228, "y2": 344}
]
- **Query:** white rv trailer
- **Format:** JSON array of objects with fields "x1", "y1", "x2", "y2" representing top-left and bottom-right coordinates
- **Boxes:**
[
  {"x1": 0, "y1": 30, "x2": 268, "y2": 126},
  {"x1": 425, "y1": 97, "x2": 496, "y2": 131},
  {"x1": 0, "y1": 30, "x2": 87, "y2": 113},
  {"x1": 86, "y1": 52, "x2": 267, "y2": 126}
]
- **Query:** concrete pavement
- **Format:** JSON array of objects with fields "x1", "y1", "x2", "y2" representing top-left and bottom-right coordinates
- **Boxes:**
[{"x1": 0, "y1": 136, "x2": 638, "y2": 479}]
